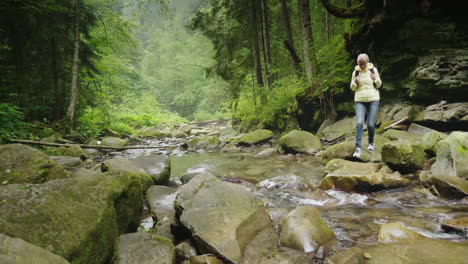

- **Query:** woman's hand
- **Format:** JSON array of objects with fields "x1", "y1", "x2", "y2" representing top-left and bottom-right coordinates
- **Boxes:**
[
  {"x1": 370, "y1": 72, "x2": 377, "y2": 81},
  {"x1": 354, "y1": 78, "x2": 359, "y2": 85}
]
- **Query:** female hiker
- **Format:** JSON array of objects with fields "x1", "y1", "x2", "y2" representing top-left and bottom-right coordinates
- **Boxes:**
[{"x1": 350, "y1": 53, "x2": 382, "y2": 158}]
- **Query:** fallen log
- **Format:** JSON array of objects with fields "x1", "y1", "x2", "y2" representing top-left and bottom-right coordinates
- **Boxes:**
[
  {"x1": 7, "y1": 139, "x2": 165, "y2": 150},
  {"x1": 384, "y1": 116, "x2": 408, "y2": 130}
]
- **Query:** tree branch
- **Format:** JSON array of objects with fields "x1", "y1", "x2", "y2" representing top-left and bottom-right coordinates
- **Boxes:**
[{"x1": 319, "y1": 0, "x2": 366, "y2": 18}]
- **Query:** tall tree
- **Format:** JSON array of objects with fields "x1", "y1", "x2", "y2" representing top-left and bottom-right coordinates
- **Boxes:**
[
  {"x1": 260, "y1": 0, "x2": 272, "y2": 87},
  {"x1": 249, "y1": 0, "x2": 264, "y2": 87},
  {"x1": 298, "y1": 0, "x2": 318, "y2": 82},
  {"x1": 280, "y1": 0, "x2": 301, "y2": 72},
  {"x1": 67, "y1": 0, "x2": 81, "y2": 130}
]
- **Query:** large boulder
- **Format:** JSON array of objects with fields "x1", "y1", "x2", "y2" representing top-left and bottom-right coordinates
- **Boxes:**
[
  {"x1": 381, "y1": 129, "x2": 422, "y2": 142},
  {"x1": 279, "y1": 130, "x2": 322, "y2": 155},
  {"x1": 326, "y1": 222, "x2": 468, "y2": 264},
  {"x1": 319, "y1": 117, "x2": 355, "y2": 143},
  {"x1": 135, "y1": 127, "x2": 171, "y2": 138},
  {"x1": 147, "y1": 186, "x2": 178, "y2": 241},
  {"x1": 321, "y1": 135, "x2": 390, "y2": 163},
  {"x1": 319, "y1": 159, "x2": 409, "y2": 192},
  {"x1": 237, "y1": 129, "x2": 273, "y2": 146},
  {"x1": 102, "y1": 137, "x2": 128, "y2": 147},
  {"x1": 422, "y1": 101, "x2": 468, "y2": 124},
  {"x1": 0, "y1": 171, "x2": 153, "y2": 263},
  {"x1": 115, "y1": 232, "x2": 175, "y2": 264},
  {"x1": 132, "y1": 154, "x2": 171, "y2": 185},
  {"x1": 430, "y1": 131, "x2": 468, "y2": 179},
  {"x1": 377, "y1": 103, "x2": 422, "y2": 129},
  {"x1": 280, "y1": 206, "x2": 336, "y2": 255},
  {"x1": 0, "y1": 144, "x2": 70, "y2": 184},
  {"x1": 441, "y1": 217, "x2": 468, "y2": 236},
  {"x1": 421, "y1": 130, "x2": 447, "y2": 155},
  {"x1": 175, "y1": 173, "x2": 290, "y2": 264},
  {"x1": 187, "y1": 136, "x2": 221, "y2": 150},
  {"x1": 381, "y1": 141, "x2": 426, "y2": 173},
  {"x1": 420, "y1": 172, "x2": 468, "y2": 199},
  {"x1": 55, "y1": 146, "x2": 89, "y2": 160},
  {"x1": 0, "y1": 233, "x2": 70, "y2": 264},
  {"x1": 49, "y1": 156, "x2": 83, "y2": 172}
]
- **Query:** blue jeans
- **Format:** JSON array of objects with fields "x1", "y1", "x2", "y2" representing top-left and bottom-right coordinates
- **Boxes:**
[{"x1": 355, "y1": 101, "x2": 379, "y2": 149}]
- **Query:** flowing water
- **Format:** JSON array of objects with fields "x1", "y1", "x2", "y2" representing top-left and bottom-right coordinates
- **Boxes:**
[{"x1": 109, "y1": 137, "x2": 468, "y2": 253}]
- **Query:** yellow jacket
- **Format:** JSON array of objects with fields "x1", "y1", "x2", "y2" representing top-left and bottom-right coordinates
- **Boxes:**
[{"x1": 350, "y1": 63, "x2": 382, "y2": 102}]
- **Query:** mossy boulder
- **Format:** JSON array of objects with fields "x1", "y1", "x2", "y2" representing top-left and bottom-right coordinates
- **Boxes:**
[
  {"x1": 377, "y1": 223, "x2": 423, "y2": 243},
  {"x1": 279, "y1": 130, "x2": 322, "y2": 155},
  {"x1": 115, "y1": 232, "x2": 175, "y2": 264},
  {"x1": 319, "y1": 160, "x2": 409, "y2": 192},
  {"x1": 381, "y1": 141, "x2": 426, "y2": 173},
  {"x1": 420, "y1": 172, "x2": 468, "y2": 199},
  {"x1": 237, "y1": 129, "x2": 274, "y2": 146},
  {"x1": 441, "y1": 217, "x2": 468, "y2": 236},
  {"x1": 319, "y1": 117, "x2": 355, "y2": 143},
  {"x1": 382, "y1": 129, "x2": 422, "y2": 142},
  {"x1": 135, "y1": 127, "x2": 171, "y2": 138},
  {"x1": 220, "y1": 143, "x2": 241, "y2": 153},
  {"x1": 0, "y1": 171, "x2": 152, "y2": 263},
  {"x1": 0, "y1": 144, "x2": 70, "y2": 184},
  {"x1": 55, "y1": 145, "x2": 89, "y2": 160},
  {"x1": 430, "y1": 131, "x2": 468, "y2": 179},
  {"x1": 175, "y1": 173, "x2": 288, "y2": 263},
  {"x1": 49, "y1": 156, "x2": 83, "y2": 172},
  {"x1": 186, "y1": 136, "x2": 221, "y2": 150},
  {"x1": 102, "y1": 137, "x2": 128, "y2": 147},
  {"x1": 321, "y1": 135, "x2": 390, "y2": 163},
  {"x1": 132, "y1": 154, "x2": 171, "y2": 185},
  {"x1": 0, "y1": 234, "x2": 70, "y2": 264},
  {"x1": 280, "y1": 206, "x2": 336, "y2": 255},
  {"x1": 422, "y1": 130, "x2": 447, "y2": 155},
  {"x1": 171, "y1": 130, "x2": 188, "y2": 138}
]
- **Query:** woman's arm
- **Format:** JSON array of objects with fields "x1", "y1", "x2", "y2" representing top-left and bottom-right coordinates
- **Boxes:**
[
  {"x1": 372, "y1": 67, "x2": 382, "y2": 89},
  {"x1": 350, "y1": 71, "x2": 358, "y2": 91}
]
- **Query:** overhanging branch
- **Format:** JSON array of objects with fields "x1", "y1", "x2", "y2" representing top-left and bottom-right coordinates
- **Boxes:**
[{"x1": 319, "y1": 0, "x2": 366, "y2": 18}]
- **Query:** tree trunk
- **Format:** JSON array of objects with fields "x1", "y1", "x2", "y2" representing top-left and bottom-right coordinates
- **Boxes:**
[
  {"x1": 260, "y1": 0, "x2": 272, "y2": 87},
  {"x1": 280, "y1": 0, "x2": 302, "y2": 72},
  {"x1": 249, "y1": 0, "x2": 264, "y2": 87},
  {"x1": 298, "y1": 0, "x2": 318, "y2": 82},
  {"x1": 319, "y1": 0, "x2": 366, "y2": 18},
  {"x1": 67, "y1": 0, "x2": 81, "y2": 131},
  {"x1": 51, "y1": 37, "x2": 64, "y2": 121}
]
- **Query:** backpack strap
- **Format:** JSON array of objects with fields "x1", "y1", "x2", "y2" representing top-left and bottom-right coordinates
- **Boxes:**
[
  {"x1": 370, "y1": 68, "x2": 375, "y2": 74},
  {"x1": 354, "y1": 70, "x2": 359, "y2": 78}
]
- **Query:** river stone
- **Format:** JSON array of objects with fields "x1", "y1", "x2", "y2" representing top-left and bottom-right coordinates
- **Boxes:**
[
  {"x1": 237, "y1": 129, "x2": 273, "y2": 146},
  {"x1": 147, "y1": 186, "x2": 178, "y2": 241},
  {"x1": 0, "y1": 233, "x2": 70, "y2": 264},
  {"x1": 441, "y1": 217, "x2": 468, "y2": 236},
  {"x1": 55, "y1": 146, "x2": 89, "y2": 160},
  {"x1": 422, "y1": 130, "x2": 447, "y2": 155},
  {"x1": 407, "y1": 123, "x2": 434, "y2": 135},
  {"x1": 430, "y1": 131, "x2": 468, "y2": 179},
  {"x1": 175, "y1": 173, "x2": 287, "y2": 263},
  {"x1": 220, "y1": 143, "x2": 241, "y2": 153},
  {"x1": 0, "y1": 171, "x2": 153, "y2": 263},
  {"x1": 254, "y1": 148, "x2": 278, "y2": 158},
  {"x1": 187, "y1": 136, "x2": 221, "y2": 150},
  {"x1": 0, "y1": 144, "x2": 70, "y2": 184},
  {"x1": 102, "y1": 136, "x2": 128, "y2": 147},
  {"x1": 319, "y1": 161, "x2": 408, "y2": 192},
  {"x1": 381, "y1": 141, "x2": 426, "y2": 173},
  {"x1": 115, "y1": 232, "x2": 175, "y2": 264},
  {"x1": 280, "y1": 206, "x2": 336, "y2": 254},
  {"x1": 321, "y1": 135, "x2": 390, "y2": 163},
  {"x1": 422, "y1": 101, "x2": 468, "y2": 123},
  {"x1": 101, "y1": 158, "x2": 144, "y2": 174},
  {"x1": 319, "y1": 117, "x2": 355, "y2": 142},
  {"x1": 136, "y1": 127, "x2": 170, "y2": 138},
  {"x1": 176, "y1": 240, "x2": 198, "y2": 261},
  {"x1": 132, "y1": 154, "x2": 171, "y2": 185},
  {"x1": 279, "y1": 130, "x2": 321, "y2": 155},
  {"x1": 172, "y1": 130, "x2": 188, "y2": 138},
  {"x1": 49, "y1": 156, "x2": 83, "y2": 172},
  {"x1": 420, "y1": 172, "x2": 468, "y2": 199},
  {"x1": 181, "y1": 255, "x2": 222, "y2": 264},
  {"x1": 377, "y1": 103, "x2": 421, "y2": 126},
  {"x1": 326, "y1": 222, "x2": 468, "y2": 264},
  {"x1": 381, "y1": 129, "x2": 422, "y2": 142}
]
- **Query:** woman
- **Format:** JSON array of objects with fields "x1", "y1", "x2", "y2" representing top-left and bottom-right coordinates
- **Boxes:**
[{"x1": 350, "y1": 53, "x2": 382, "y2": 158}]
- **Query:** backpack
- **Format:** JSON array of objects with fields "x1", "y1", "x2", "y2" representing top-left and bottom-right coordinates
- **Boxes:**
[{"x1": 355, "y1": 68, "x2": 382, "y2": 88}]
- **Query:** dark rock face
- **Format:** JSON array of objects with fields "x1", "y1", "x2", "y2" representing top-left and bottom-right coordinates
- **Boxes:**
[{"x1": 346, "y1": 1, "x2": 468, "y2": 104}]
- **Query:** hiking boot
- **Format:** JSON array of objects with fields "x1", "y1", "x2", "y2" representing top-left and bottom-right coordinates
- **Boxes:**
[{"x1": 352, "y1": 148, "x2": 361, "y2": 158}]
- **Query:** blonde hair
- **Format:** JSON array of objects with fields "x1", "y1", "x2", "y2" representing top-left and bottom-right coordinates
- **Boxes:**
[{"x1": 357, "y1": 53, "x2": 369, "y2": 63}]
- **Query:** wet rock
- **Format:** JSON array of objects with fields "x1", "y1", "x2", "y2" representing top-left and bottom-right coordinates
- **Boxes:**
[
  {"x1": 187, "y1": 136, "x2": 221, "y2": 150},
  {"x1": 441, "y1": 216, "x2": 468, "y2": 236},
  {"x1": 381, "y1": 129, "x2": 422, "y2": 142},
  {"x1": 321, "y1": 135, "x2": 390, "y2": 163},
  {"x1": 175, "y1": 173, "x2": 284, "y2": 263},
  {"x1": 420, "y1": 172, "x2": 468, "y2": 199},
  {"x1": 280, "y1": 206, "x2": 336, "y2": 255},
  {"x1": 279, "y1": 130, "x2": 321, "y2": 155},
  {"x1": 115, "y1": 232, "x2": 175, "y2": 264},
  {"x1": 72, "y1": 168, "x2": 101, "y2": 178},
  {"x1": 407, "y1": 123, "x2": 435, "y2": 135},
  {"x1": 423, "y1": 101, "x2": 468, "y2": 121},
  {"x1": 258, "y1": 175, "x2": 310, "y2": 190},
  {"x1": 237, "y1": 129, "x2": 274, "y2": 146},
  {"x1": 377, "y1": 223, "x2": 423, "y2": 243},
  {"x1": 0, "y1": 144, "x2": 70, "y2": 184},
  {"x1": 172, "y1": 130, "x2": 188, "y2": 138},
  {"x1": 422, "y1": 130, "x2": 447, "y2": 155},
  {"x1": 136, "y1": 127, "x2": 171, "y2": 138},
  {"x1": 55, "y1": 145, "x2": 89, "y2": 160},
  {"x1": 49, "y1": 156, "x2": 83, "y2": 172},
  {"x1": 102, "y1": 136, "x2": 128, "y2": 147},
  {"x1": 132, "y1": 154, "x2": 171, "y2": 185},
  {"x1": 0, "y1": 233, "x2": 70, "y2": 264},
  {"x1": 381, "y1": 141, "x2": 426, "y2": 173},
  {"x1": 319, "y1": 117, "x2": 355, "y2": 143},
  {"x1": 220, "y1": 143, "x2": 241, "y2": 153},
  {"x1": 430, "y1": 131, "x2": 468, "y2": 179},
  {"x1": 319, "y1": 160, "x2": 408, "y2": 192},
  {"x1": 377, "y1": 103, "x2": 423, "y2": 127},
  {"x1": 178, "y1": 124, "x2": 195, "y2": 134},
  {"x1": 176, "y1": 240, "x2": 198, "y2": 261},
  {"x1": 102, "y1": 158, "x2": 143, "y2": 174},
  {"x1": 147, "y1": 186, "x2": 178, "y2": 241},
  {"x1": 254, "y1": 147, "x2": 278, "y2": 158},
  {"x1": 181, "y1": 255, "x2": 222, "y2": 264},
  {"x1": 0, "y1": 171, "x2": 153, "y2": 263}
]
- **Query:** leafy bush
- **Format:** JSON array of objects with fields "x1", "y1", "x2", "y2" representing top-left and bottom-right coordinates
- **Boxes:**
[{"x1": 0, "y1": 103, "x2": 27, "y2": 143}]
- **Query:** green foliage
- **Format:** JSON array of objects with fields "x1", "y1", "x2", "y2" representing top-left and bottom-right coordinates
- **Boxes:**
[{"x1": 0, "y1": 103, "x2": 27, "y2": 143}]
